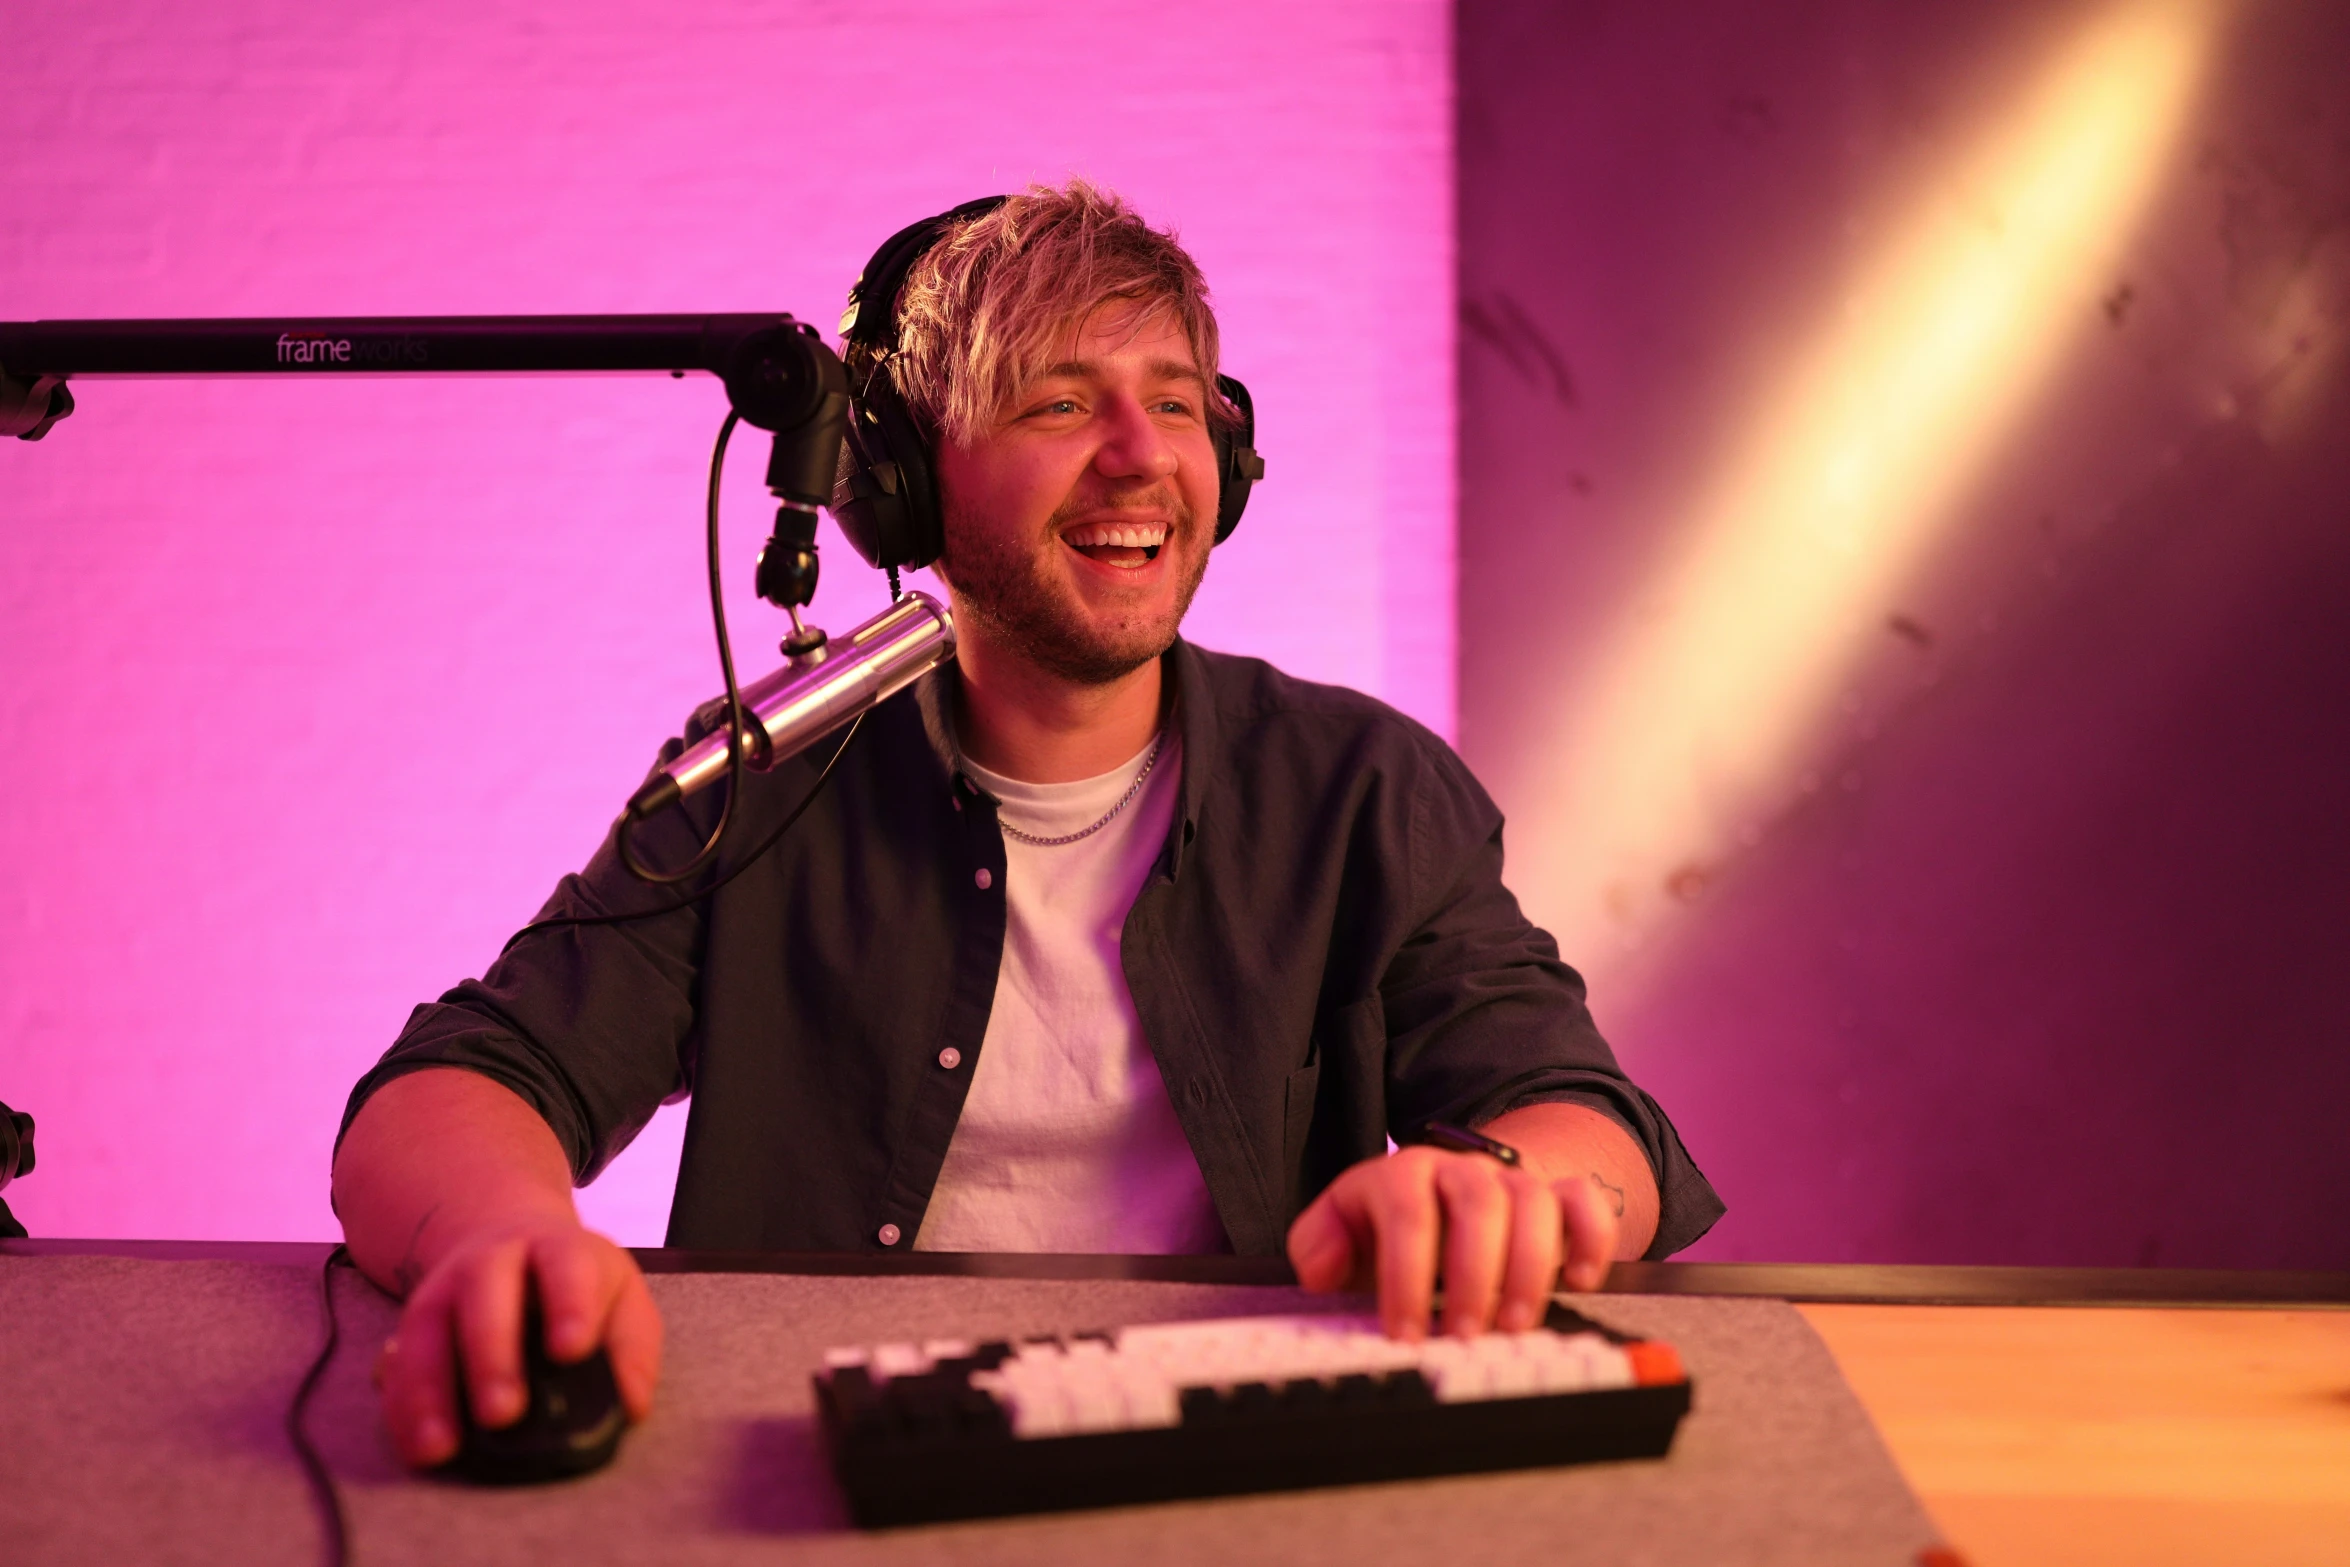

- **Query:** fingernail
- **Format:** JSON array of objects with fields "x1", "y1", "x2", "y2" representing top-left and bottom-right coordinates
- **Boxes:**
[{"x1": 416, "y1": 1415, "x2": 454, "y2": 1461}]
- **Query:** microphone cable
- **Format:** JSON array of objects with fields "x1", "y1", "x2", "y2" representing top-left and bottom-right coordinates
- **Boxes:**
[
  {"x1": 618, "y1": 408, "x2": 753, "y2": 886},
  {"x1": 498, "y1": 405, "x2": 870, "y2": 956},
  {"x1": 498, "y1": 708, "x2": 862, "y2": 958}
]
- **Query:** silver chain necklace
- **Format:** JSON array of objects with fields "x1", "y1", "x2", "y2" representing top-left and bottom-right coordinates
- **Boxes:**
[{"x1": 991, "y1": 730, "x2": 1167, "y2": 848}]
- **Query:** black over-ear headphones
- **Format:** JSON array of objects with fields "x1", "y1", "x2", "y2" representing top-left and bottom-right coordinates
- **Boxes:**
[{"x1": 831, "y1": 195, "x2": 1265, "y2": 574}]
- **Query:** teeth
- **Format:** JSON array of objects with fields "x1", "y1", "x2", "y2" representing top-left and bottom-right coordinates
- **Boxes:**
[{"x1": 1064, "y1": 522, "x2": 1168, "y2": 550}]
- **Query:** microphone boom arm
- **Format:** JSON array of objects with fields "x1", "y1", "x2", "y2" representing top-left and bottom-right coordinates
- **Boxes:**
[{"x1": 0, "y1": 313, "x2": 844, "y2": 440}]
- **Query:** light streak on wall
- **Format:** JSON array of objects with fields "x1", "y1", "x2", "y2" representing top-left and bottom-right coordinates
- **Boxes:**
[{"x1": 1529, "y1": 1, "x2": 2220, "y2": 977}]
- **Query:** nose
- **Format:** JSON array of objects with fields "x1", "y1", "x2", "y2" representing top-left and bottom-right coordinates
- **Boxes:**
[{"x1": 1091, "y1": 392, "x2": 1178, "y2": 483}]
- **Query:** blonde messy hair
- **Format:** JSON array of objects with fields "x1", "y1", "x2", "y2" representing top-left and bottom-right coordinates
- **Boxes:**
[{"x1": 847, "y1": 180, "x2": 1235, "y2": 448}]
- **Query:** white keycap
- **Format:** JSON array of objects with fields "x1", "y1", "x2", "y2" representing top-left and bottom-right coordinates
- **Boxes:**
[
  {"x1": 1587, "y1": 1345, "x2": 1636, "y2": 1390},
  {"x1": 1011, "y1": 1386, "x2": 1069, "y2": 1438},
  {"x1": 1432, "y1": 1360, "x2": 1492, "y2": 1403},
  {"x1": 871, "y1": 1342, "x2": 929, "y2": 1379},
  {"x1": 1533, "y1": 1354, "x2": 1590, "y2": 1394},
  {"x1": 1488, "y1": 1358, "x2": 1539, "y2": 1398}
]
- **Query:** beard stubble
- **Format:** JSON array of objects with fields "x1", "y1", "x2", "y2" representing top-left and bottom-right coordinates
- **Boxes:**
[{"x1": 937, "y1": 487, "x2": 1212, "y2": 686}]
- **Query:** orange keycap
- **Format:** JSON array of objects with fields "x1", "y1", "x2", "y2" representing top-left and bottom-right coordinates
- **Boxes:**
[{"x1": 1624, "y1": 1341, "x2": 1686, "y2": 1386}]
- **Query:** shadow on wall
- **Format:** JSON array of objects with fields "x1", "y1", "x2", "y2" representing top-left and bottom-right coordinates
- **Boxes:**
[{"x1": 1460, "y1": 0, "x2": 2350, "y2": 1267}]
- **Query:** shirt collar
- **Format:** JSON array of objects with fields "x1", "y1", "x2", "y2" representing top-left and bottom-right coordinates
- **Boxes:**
[
  {"x1": 1165, "y1": 638, "x2": 1218, "y2": 881},
  {"x1": 911, "y1": 636, "x2": 1220, "y2": 881}
]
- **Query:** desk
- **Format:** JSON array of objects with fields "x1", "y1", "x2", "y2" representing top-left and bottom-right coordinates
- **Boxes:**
[
  {"x1": 1802, "y1": 1303, "x2": 2350, "y2": 1567},
  {"x1": 4, "y1": 1243, "x2": 2344, "y2": 1566}
]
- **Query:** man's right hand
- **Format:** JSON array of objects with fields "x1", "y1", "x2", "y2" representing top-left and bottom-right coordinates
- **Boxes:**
[
  {"x1": 372, "y1": 1217, "x2": 663, "y2": 1469},
  {"x1": 332, "y1": 1068, "x2": 665, "y2": 1470}
]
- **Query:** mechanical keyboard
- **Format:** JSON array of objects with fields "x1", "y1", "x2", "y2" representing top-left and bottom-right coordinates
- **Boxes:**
[{"x1": 814, "y1": 1301, "x2": 1692, "y2": 1527}]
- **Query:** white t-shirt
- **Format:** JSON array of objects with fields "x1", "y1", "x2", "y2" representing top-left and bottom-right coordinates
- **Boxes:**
[{"x1": 913, "y1": 729, "x2": 1228, "y2": 1253}]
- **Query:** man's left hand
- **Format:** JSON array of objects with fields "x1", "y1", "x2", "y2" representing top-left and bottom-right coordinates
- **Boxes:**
[
  {"x1": 1285, "y1": 1104, "x2": 1658, "y2": 1338},
  {"x1": 1287, "y1": 1146, "x2": 1615, "y2": 1337}
]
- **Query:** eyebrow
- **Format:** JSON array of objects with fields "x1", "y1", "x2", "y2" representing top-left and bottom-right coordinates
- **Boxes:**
[{"x1": 1035, "y1": 357, "x2": 1208, "y2": 390}]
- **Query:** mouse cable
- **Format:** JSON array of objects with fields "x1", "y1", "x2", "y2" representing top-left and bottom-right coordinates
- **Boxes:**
[
  {"x1": 290, "y1": 1244, "x2": 355, "y2": 1567},
  {"x1": 495, "y1": 705, "x2": 864, "y2": 958}
]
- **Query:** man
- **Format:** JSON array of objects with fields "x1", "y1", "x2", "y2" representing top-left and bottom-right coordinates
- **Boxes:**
[{"x1": 334, "y1": 183, "x2": 1722, "y2": 1468}]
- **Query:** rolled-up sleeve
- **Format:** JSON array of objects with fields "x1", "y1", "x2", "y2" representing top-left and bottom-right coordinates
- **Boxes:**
[{"x1": 1378, "y1": 735, "x2": 1725, "y2": 1259}]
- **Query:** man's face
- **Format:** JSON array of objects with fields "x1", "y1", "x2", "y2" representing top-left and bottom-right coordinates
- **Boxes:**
[{"x1": 932, "y1": 303, "x2": 1222, "y2": 686}]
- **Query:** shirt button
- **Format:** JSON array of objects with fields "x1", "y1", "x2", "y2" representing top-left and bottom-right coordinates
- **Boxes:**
[
  {"x1": 877, "y1": 1223, "x2": 902, "y2": 1246},
  {"x1": 974, "y1": 868, "x2": 993, "y2": 890},
  {"x1": 938, "y1": 1047, "x2": 962, "y2": 1070}
]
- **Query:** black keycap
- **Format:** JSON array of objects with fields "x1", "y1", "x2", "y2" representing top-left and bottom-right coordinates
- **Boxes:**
[
  {"x1": 826, "y1": 1367, "x2": 886, "y2": 1432},
  {"x1": 1228, "y1": 1381, "x2": 1277, "y2": 1417},
  {"x1": 953, "y1": 1386, "x2": 1010, "y2": 1437},
  {"x1": 1279, "y1": 1378, "x2": 1331, "y2": 1413},
  {"x1": 1178, "y1": 1385, "x2": 1226, "y2": 1426},
  {"x1": 1382, "y1": 1369, "x2": 1437, "y2": 1408}
]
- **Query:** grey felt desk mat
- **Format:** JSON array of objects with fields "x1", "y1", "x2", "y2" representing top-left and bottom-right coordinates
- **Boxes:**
[{"x1": 1, "y1": 1255, "x2": 1941, "y2": 1565}]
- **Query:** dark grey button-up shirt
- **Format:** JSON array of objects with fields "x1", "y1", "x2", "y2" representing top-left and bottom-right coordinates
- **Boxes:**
[{"x1": 341, "y1": 641, "x2": 1723, "y2": 1258}]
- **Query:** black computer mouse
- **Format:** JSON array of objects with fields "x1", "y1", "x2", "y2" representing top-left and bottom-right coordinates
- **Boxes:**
[{"x1": 444, "y1": 1286, "x2": 627, "y2": 1485}]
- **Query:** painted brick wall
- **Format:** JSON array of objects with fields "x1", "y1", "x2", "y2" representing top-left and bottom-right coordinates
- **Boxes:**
[{"x1": 0, "y1": 1, "x2": 1453, "y2": 1241}]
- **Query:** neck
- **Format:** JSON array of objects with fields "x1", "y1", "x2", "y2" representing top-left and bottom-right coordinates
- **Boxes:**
[{"x1": 952, "y1": 633, "x2": 1167, "y2": 784}]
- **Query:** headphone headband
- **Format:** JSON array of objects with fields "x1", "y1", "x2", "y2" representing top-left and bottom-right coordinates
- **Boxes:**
[
  {"x1": 830, "y1": 195, "x2": 1262, "y2": 574},
  {"x1": 841, "y1": 195, "x2": 1010, "y2": 359}
]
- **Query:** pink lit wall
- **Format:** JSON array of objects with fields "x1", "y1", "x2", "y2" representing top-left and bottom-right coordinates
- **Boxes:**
[{"x1": 0, "y1": 2, "x2": 1454, "y2": 1242}]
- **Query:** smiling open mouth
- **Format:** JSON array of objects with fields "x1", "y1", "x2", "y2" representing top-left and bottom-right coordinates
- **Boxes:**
[{"x1": 1062, "y1": 520, "x2": 1165, "y2": 568}]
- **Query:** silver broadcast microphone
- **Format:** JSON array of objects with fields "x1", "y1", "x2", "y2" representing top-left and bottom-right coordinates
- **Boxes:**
[{"x1": 626, "y1": 590, "x2": 955, "y2": 820}]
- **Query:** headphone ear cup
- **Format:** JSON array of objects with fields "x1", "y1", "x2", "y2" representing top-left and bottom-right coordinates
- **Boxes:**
[
  {"x1": 829, "y1": 404, "x2": 902, "y2": 570},
  {"x1": 831, "y1": 378, "x2": 946, "y2": 571},
  {"x1": 875, "y1": 389, "x2": 944, "y2": 570},
  {"x1": 1211, "y1": 374, "x2": 1264, "y2": 544}
]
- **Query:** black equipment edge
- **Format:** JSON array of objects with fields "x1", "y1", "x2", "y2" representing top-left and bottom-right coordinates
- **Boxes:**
[{"x1": 6, "y1": 1239, "x2": 2347, "y2": 1307}]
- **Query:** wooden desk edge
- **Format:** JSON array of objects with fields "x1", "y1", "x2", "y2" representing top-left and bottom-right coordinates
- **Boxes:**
[{"x1": 6, "y1": 1240, "x2": 2345, "y2": 1307}]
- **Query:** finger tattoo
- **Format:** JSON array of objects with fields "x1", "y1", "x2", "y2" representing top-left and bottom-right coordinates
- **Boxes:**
[
  {"x1": 392, "y1": 1200, "x2": 443, "y2": 1295},
  {"x1": 1588, "y1": 1171, "x2": 1626, "y2": 1218}
]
